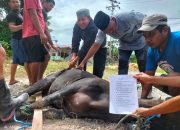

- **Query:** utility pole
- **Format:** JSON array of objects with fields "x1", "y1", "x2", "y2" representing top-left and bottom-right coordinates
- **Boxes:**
[{"x1": 106, "y1": 0, "x2": 120, "y2": 62}]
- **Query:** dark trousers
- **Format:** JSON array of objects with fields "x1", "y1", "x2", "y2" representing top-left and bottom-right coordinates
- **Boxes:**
[
  {"x1": 78, "y1": 48, "x2": 107, "y2": 78},
  {"x1": 118, "y1": 46, "x2": 148, "y2": 75}
]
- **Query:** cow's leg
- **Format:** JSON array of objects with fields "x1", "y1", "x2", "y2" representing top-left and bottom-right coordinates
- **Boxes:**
[
  {"x1": 30, "y1": 80, "x2": 83, "y2": 109},
  {"x1": 30, "y1": 78, "x2": 105, "y2": 109},
  {"x1": 43, "y1": 108, "x2": 66, "y2": 119},
  {"x1": 138, "y1": 98, "x2": 163, "y2": 108},
  {"x1": 21, "y1": 70, "x2": 66, "y2": 96}
]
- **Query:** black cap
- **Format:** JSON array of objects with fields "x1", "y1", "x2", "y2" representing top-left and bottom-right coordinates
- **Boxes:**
[{"x1": 94, "y1": 11, "x2": 110, "y2": 31}]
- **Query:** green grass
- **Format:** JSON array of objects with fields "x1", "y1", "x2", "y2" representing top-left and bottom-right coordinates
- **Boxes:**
[{"x1": 4, "y1": 59, "x2": 165, "y2": 80}]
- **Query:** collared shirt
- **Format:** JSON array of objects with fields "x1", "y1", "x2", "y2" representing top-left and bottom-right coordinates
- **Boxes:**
[
  {"x1": 95, "y1": 11, "x2": 146, "y2": 50},
  {"x1": 72, "y1": 19, "x2": 106, "y2": 58}
]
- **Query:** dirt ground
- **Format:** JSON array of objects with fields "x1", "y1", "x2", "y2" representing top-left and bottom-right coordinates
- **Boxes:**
[{"x1": 0, "y1": 76, "x2": 170, "y2": 130}]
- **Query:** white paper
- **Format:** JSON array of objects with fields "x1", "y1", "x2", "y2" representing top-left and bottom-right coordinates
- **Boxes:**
[{"x1": 109, "y1": 75, "x2": 139, "y2": 114}]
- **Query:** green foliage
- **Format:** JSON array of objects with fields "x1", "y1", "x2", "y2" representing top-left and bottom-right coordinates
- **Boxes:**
[
  {"x1": 0, "y1": 20, "x2": 12, "y2": 56},
  {"x1": 130, "y1": 53, "x2": 137, "y2": 63},
  {"x1": 0, "y1": 41, "x2": 12, "y2": 57},
  {"x1": 108, "y1": 40, "x2": 119, "y2": 61}
]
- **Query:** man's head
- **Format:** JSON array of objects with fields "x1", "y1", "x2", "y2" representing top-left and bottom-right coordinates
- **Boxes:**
[
  {"x1": 42, "y1": 0, "x2": 55, "y2": 12},
  {"x1": 94, "y1": 11, "x2": 116, "y2": 34},
  {"x1": 8, "y1": 0, "x2": 20, "y2": 11},
  {"x1": 138, "y1": 14, "x2": 170, "y2": 48},
  {"x1": 76, "y1": 9, "x2": 91, "y2": 30}
]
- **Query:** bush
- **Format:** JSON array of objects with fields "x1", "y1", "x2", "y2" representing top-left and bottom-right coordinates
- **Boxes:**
[
  {"x1": 0, "y1": 20, "x2": 12, "y2": 57},
  {"x1": 0, "y1": 41, "x2": 12, "y2": 57}
]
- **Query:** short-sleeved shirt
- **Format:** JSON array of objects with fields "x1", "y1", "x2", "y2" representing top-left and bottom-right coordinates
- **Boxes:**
[
  {"x1": 95, "y1": 11, "x2": 146, "y2": 50},
  {"x1": 146, "y1": 31, "x2": 180, "y2": 74},
  {"x1": 6, "y1": 10, "x2": 23, "y2": 40},
  {"x1": 72, "y1": 19, "x2": 106, "y2": 58},
  {"x1": 23, "y1": 0, "x2": 45, "y2": 38}
]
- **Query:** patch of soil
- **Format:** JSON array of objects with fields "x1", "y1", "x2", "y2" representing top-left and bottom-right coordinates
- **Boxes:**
[{"x1": 0, "y1": 79, "x2": 170, "y2": 130}]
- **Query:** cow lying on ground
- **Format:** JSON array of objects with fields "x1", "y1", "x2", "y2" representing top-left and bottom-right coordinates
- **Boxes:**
[{"x1": 20, "y1": 68, "x2": 180, "y2": 130}]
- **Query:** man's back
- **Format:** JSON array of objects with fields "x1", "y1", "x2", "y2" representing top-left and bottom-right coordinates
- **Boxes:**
[
  {"x1": 111, "y1": 11, "x2": 146, "y2": 50},
  {"x1": 23, "y1": 0, "x2": 45, "y2": 38}
]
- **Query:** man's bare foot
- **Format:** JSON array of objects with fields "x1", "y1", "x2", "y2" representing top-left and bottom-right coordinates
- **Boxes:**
[{"x1": 9, "y1": 80, "x2": 19, "y2": 85}]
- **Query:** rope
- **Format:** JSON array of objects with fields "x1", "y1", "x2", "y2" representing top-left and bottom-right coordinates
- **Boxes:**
[
  {"x1": 114, "y1": 114, "x2": 132, "y2": 130},
  {"x1": 114, "y1": 114, "x2": 161, "y2": 130},
  {"x1": 145, "y1": 114, "x2": 161, "y2": 122},
  {"x1": 141, "y1": 114, "x2": 161, "y2": 129},
  {"x1": 13, "y1": 114, "x2": 32, "y2": 130}
]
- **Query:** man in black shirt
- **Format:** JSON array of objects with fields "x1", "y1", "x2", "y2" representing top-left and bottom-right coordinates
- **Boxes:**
[
  {"x1": 69, "y1": 9, "x2": 107, "y2": 78},
  {"x1": 38, "y1": 0, "x2": 57, "y2": 79},
  {"x1": 6, "y1": 0, "x2": 30, "y2": 85}
]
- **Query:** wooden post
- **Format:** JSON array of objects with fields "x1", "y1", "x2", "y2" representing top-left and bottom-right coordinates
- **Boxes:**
[{"x1": 31, "y1": 92, "x2": 43, "y2": 130}]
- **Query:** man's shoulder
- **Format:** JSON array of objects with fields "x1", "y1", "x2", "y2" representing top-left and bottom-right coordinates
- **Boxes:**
[
  {"x1": 171, "y1": 31, "x2": 180, "y2": 39},
  {"x1": 169, "y1": 31, "x2": 180, "y2": 46},
  {"x1": 6, "y1": 12, "x2": 17, "y2": 21},
  {"x1": 87, "y1": 22, "x2": 98, "y2": 33},
  {"x1": 73, "y1": 23, "x2": 81, "y2": 31},
  {"x1": 6, "y1": 12, "x2": 15, "y2": 18}
]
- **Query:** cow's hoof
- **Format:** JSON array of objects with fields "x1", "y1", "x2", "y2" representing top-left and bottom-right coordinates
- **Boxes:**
[
  {"x1": 43, "y1": 108, "x2": 66, "y2": 119},
  {"x1": 30, "y1": 101, "x2": 44, "y2": 109}
]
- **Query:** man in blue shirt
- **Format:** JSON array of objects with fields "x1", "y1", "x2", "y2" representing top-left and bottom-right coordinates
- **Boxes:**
[{"x1": 137, "y1": 14, "x2": 180, "y2": 99}]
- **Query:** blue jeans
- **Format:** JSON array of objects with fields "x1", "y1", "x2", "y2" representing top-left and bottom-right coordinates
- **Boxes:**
[{"x1": 118, "y1": 45, "x2": 148, "y2": 74}]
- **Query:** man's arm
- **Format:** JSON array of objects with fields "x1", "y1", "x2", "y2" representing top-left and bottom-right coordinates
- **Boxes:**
[
  {"x1": 140, "y1": 71, "x2": 155, "y2": 99},
  {"x1": 135, "y1": 73, "x2": 180, "y2": 88},
  {"x1": 78, "y1": 29, "x2": 106, "y2": 69},
  {"x1": 29, "y1": 9, "x2": 47, "y2": 44},
  {"x1": 133, "y1": 96, "x2": 180, "y2": 117},
  {"x1": 8, "y1": 23, "x2": 22, "y2": 32},
  {"x1": 45, "y1": 23, "x2": 53, "y2": 45},
  {"x1": 78, "y1": 43, "x2": 101, "y2": 68}
]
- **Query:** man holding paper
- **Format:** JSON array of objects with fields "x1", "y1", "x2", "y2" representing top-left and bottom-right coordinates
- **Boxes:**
[{"x1": 133, "y1": 73, "x2": 180, "y2": 117}]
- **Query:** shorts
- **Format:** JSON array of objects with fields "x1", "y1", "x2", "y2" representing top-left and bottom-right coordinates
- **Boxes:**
[
  {"x1": 10, "y1": 38, "x2": 26, "y2": 66},
  {"x1": 22, "y1": 35, "x2": 48, "y2": 63}
]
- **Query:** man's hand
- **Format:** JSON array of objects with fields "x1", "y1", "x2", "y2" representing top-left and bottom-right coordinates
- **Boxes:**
[
  {"x1": 78, "y1": 63, "x2": 84, "y2": 70},
  {"x1": 134, "y1": 73, "x2": 153, "y2": 85},
  {"x1": 69, "y1": 56, "x2": 78, "y2": 68},
  {"x1": 40, "y1": 32, "x2": 48, "y2": 44},
  {"x1": 70, "y1": 54, "x2": 77, "y2": 62},
  {"x1": 51, "y1": 44, "x2": 59, "y2": 51},
  {"x1": 132, "y1": 107, "x2": 151, "y2": 118}
]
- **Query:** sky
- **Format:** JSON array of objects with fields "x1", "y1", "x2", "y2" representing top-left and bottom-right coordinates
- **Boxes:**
[{"x1": 49, "y1": 0, "x2": 180, "y2": 46}]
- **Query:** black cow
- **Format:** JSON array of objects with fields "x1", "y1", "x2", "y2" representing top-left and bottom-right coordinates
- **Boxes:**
[{"x1": 21, "y1": 68, "x2": 180, "y2": 130}]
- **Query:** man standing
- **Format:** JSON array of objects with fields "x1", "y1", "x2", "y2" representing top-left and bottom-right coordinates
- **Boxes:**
[
  {"x1": 69, "y1": 9, "x2": 107, "y2": 78},
  {"x1": 137, "y1": 14, "x2": 180, "y2": 98},
  {"x1": 38, "y1": 0, "x2": 57, "y2": 79},
  {"x1": 78, "y1": 11, "x2": 147, "y2": 75},
  {"x1": 0, "y1": 43, "x2": 28, "y2": 122},
  {"x1": 6, "y1": 0, "x2": 29, "y2": 85},
  {"x1": 22, "y1": 0, "x2": 47, "y2": 85}
]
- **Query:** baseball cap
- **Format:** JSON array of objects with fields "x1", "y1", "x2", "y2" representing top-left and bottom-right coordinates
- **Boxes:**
[{"x1": 138, "y1": 14, "x2": 167, "y2": 33}]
